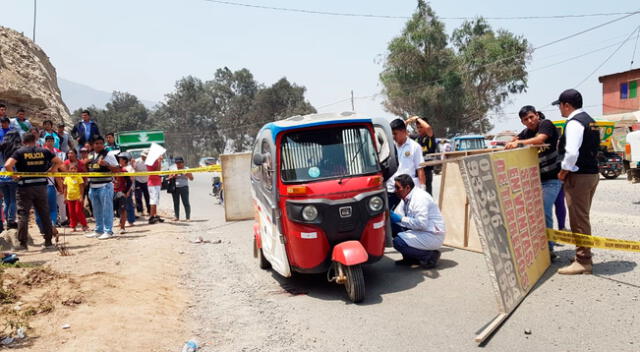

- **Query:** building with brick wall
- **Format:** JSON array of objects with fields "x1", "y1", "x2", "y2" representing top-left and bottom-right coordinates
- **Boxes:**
[{"x1": 598, "y1": 68, "x2": 640, "y2": 116}]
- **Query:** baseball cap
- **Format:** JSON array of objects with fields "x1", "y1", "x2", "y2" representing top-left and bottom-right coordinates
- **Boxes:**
[
  {"x1": 174, "y1": 157, "x2": 184, "y2": 163},
  {"x1": 551, "y1": 89, "x2": 583, "y2": 108},
  {"x1": 80, "y1": 147, "x2": 89, "y2": 153},
  {"x1": 141, "y1": 150, "x2": 149, "y2": 157}
]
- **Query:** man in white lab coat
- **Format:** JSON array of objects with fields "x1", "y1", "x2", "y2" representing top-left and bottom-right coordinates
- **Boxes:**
[{"x1": 389, "y1": 174, "x2": 445, "y2": 269}]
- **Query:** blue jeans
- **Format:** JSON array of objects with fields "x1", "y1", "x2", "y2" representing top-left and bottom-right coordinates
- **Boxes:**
[
  {"x1": 393, "y1": 236, "x2": 433, "y2": 262},
  {"x1": 89, "y1": 183, "x2": 114, "y2": 234},
  {"x1": 126, "y1": 194, "x2": 136, "y2": 224},
  {"x1": 542, "y1": 179, "x2": 563, "y2": 251},
  {"x1": 36, "y1": 185, "x2": 58, "y2": 232},
  {"x1": 0, "y1": 181, "x2": 17, "y2": 222}
]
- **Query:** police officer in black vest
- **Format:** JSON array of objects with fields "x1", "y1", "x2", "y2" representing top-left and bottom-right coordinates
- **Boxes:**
[
  {"x1": 5, "y1": 132, "x2": 63, "y2": 250},
  {"x1": 406, "y1": 115, "x2": 437, "y2": 195},
  {"x1": 553, "y1": 89, "x2": 600, "y2": 275}
]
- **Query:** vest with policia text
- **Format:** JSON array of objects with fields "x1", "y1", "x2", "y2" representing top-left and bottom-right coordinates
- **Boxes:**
[
  {"x1": 558, "y1": 111, "x2": 600, "y2": 174},
  {"x1": 87, "y1": 149, "x2": 113, "y2": 185},
  {"x1": 12, "y1": 146, "x2": 55, "y2": 187}
]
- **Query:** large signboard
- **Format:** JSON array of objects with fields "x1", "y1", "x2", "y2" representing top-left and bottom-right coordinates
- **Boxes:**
[{"x1": 459, "y1": 148, "x2": 550, "y2": 342}]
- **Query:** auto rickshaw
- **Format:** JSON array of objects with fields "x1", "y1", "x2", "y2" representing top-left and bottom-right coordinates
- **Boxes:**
[
  {"x1": 552, "y1": 118, "x2": 623, "y2": 179},
  {"x1": 250, "y1": 112, "x2": 398, "y2": 303},
  {"x1": 452, "y1": 135, "x2": 487, "y2": 151}
]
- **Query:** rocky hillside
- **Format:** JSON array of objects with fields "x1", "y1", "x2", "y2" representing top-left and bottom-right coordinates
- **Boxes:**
[{"x1": 0, "y1": 26, "x2": 71, "y2": 125}]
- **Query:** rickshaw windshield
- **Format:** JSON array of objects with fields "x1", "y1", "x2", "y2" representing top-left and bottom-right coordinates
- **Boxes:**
[
  {"x1": 458, "y1": 138, "x2": 485, "y2": 150},
  {"x1": 280, "y1": 126, "x2": 380, "y2": 182}
]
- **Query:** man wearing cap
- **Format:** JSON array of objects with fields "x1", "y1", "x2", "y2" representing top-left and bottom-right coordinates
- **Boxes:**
[
  {"x1": 552, "y1": 89, "x2": 600, "y2": 275},
  {"x1": 132, "y1": 150, "x2": 151, "y2": 215}
]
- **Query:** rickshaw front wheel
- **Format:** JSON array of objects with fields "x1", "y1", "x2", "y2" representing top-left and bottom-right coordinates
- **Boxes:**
[{"x1": 342, "y1": 264, "x2": 365, "y2": 303}]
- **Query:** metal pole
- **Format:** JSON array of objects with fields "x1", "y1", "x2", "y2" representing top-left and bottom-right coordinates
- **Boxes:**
[
  {"x1": 33, "y1": 0, "x2": 37, "y2": 42},
  {"x1": 351, "y1": 90, "x2": 355, "y2": 111}
]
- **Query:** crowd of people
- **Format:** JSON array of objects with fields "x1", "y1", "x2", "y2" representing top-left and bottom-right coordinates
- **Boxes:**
[{"x1": 0, "y1": 106, "x2": 193, "y2": 251}]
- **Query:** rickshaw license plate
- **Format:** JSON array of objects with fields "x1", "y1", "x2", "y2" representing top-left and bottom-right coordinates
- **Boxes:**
[{"x1": 339, "y1": 206, "x2": 352, "y2": 218}]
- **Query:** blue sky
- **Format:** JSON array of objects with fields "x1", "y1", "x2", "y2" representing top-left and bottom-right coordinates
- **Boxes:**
[{"x1": 2, "y1": 0, "x2": 640, "y2": 132}]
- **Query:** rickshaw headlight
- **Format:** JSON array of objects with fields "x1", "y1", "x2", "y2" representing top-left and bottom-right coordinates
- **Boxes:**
[
  {"x1": 368, "y1": 196, "x2": 384, "y2": 212},
  {"x1": 301, "y1": 205, "x2": 318, "y2": 221}
]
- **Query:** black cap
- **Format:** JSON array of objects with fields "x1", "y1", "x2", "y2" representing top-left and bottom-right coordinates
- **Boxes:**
[
  {"x1": 175, "y1": 157, "x2": 185, "y2": 163},
  {"x1": 0, "y1": 117, "x2": 9, "y2": 123},
  {"x1": 551, "y1": 89, "x2": 583, "y2": 108}
]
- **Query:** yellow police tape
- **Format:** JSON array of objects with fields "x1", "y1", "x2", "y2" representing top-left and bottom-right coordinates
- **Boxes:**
[
  {"x1": 0, "y1": 165, "x2": 222, "y2": 178},
  {"x1": 547, "y1": 229, "x2": 640, "y2": 253}
]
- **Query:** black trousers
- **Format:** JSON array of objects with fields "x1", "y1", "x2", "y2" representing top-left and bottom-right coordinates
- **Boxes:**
[
  {"x1": 172, "y1": 187, "x2": 191, "y2": 220},
  {"x1": 425, "y1": 168, "x2": 434, "y2": 196},
  {"x1": 17, "y1": 185, "x2": 54, "y2": 244},
  {"x1": 135, "y1": 181, "x2": 150, "y2": 214}
]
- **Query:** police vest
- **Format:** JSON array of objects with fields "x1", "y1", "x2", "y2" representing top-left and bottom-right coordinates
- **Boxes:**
[
  {"x1": 87, "y1": 150, "x2": 113, "y2": 185},
  {"x1": 14, "y1": 146, "x2": 51, "y2": 187},
  {"x1": 558, "y1": 112, "x2": 600, "y2": 174}
]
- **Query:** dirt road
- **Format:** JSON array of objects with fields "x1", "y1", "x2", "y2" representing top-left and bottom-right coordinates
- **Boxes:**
[{"x1": 183, "y1": 174, "x2": 639, "y2": 352}]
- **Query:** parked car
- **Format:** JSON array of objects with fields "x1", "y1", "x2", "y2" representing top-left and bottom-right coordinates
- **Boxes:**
[
  {"x1": 199, "y1": 157, "x2": 217, "y2": 167},
  {"x1": 489, "y1": 131, "x2": 517, "y2": 148}
]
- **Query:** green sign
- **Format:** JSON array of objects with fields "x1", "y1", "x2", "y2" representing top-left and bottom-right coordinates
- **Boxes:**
[{"x1": 116, "y1": 130, "x2": 165, "y2": 147}]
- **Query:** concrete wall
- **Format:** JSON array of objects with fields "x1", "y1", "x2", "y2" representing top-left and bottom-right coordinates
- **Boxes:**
[
  {"x1": 221, "y1": 152, "x2": 253, "y2": 221},
  {"x1": 601, "y1": 70, "x2": 640, "y2": 115}
]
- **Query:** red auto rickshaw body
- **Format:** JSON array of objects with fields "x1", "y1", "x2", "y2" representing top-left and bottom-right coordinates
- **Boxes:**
[{"x1": 251, "y1": 112, "x2": 398, "y2": 278}]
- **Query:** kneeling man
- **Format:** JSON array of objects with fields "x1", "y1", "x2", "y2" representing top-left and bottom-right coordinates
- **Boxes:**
[{"x1": 390, "y1": 174, "x2": 446, "y2": 269}]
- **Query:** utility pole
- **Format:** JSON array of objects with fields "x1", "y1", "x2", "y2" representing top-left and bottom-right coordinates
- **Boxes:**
[
  {"x1": 32, "y1": 0, "x2": 37, "y2": 43},
  {"x1": 350, "y1": 90, "x2": 355, "y2": 111}
]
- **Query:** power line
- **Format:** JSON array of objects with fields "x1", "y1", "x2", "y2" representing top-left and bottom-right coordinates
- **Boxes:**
[
  {"x1": 203, "y1": 1, "x2": 637, "y2": 21},
  {"x1": 530, "y1": 39, "x2": 628, "y2": 73},
  {"x1": 631, "y1": 28, "x2": 640, "y2": 69},
  {"x1": 575, "y1": 25, "x2": 640, "y2": 88}
]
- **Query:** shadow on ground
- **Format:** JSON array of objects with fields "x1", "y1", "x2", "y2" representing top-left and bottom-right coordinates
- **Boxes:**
[{"x1": 268, "y1": 250, "x2": 459, "y2": 306}]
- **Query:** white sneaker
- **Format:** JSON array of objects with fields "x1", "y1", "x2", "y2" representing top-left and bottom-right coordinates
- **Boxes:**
[
  {"x1": 98, "y1": 233, "x2": 113, "y2": 240},
  {"x1": 118, "y1": 228, "x2": 126, "y2": 235},
  {"x1": 85, "y1": 232, "x2": 100, "y2": 238}
]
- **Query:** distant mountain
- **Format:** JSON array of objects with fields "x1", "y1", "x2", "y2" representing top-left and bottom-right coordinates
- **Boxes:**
[{"x1": 58, "y1": 78, "x2": 158, "y2": 111}]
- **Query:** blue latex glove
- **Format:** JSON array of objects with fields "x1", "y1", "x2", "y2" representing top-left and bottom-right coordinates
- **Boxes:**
[{"x1": 390, "y1": 211, "x2": 402, "y2": 224}]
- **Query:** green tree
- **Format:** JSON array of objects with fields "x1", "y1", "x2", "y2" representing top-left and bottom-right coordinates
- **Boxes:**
[
  {"x1": 246, "y1": 77, "x2": 316, "y2": 139},
  {"x1": 380, "y1": 0, "x2": 530, "y2": 135}
]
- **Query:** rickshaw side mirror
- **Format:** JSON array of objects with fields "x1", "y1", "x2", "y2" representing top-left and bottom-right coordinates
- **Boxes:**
[{"x1": 253, "y1": 153, "x2": 265, "y2": 166}]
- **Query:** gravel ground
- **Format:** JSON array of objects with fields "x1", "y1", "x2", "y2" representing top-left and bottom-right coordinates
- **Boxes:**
[{"x1": 175, "y1": 173, "x2": 640, "y2": 352}]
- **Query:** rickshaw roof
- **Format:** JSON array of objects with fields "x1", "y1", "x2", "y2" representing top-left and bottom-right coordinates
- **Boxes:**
[{"x1": 261, "y1": 112, "x2": 373, "y2": 139}]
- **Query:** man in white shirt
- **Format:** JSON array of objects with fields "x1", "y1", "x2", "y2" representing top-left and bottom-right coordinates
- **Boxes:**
[
  {"x1": 386, "y1": 119, "x2": 426, "y2": 211},
  {"x1": 389, "y1": 174, "x2": 445, "y2": 269},
  {"x1": 552, "y1": 89, "x2": 600, "y2": 275}
]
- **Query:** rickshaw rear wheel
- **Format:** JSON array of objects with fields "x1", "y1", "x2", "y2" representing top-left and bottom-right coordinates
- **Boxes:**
[
  {"x1": 343, "y1": 264, "x2": 365, "y2": 303},
  {"x1": 254, "y1": 238, "x2": 271, "y2": 269},
  {"x1": 601, "y1": 170, "x2": 620, "y2": 179}
]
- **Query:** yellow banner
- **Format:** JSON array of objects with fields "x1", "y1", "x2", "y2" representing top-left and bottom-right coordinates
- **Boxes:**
[
  {"x1": 547, "y1": 229, "x2": 640, "y2": 253},
  {"x1": 0, "y1": 165, "x2": 222, "y2": 178}
]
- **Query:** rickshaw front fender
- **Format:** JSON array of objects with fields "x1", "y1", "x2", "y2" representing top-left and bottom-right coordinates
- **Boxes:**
[{"x1": 332, "y1": 241, "x2": 368, "y2": 266}]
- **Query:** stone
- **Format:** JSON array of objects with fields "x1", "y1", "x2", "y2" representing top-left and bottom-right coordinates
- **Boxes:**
[{"x1": 0, "y1": 26, "x2": 71, "y2": 125}]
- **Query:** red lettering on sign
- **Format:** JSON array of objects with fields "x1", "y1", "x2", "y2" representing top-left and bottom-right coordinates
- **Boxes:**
[{"x1": 508, "y1": 168, "x2": 521, "y2": 193}]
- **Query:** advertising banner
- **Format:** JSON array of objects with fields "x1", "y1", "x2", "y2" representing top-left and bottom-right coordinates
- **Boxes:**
[{"x1": 459, "y1": 147, "x2": 550, "y2": 342}]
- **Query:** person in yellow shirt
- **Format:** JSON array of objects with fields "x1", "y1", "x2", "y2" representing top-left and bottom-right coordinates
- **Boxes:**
[{"x1": 63, "y1": 165, "x2": 88, "y2": 232}]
